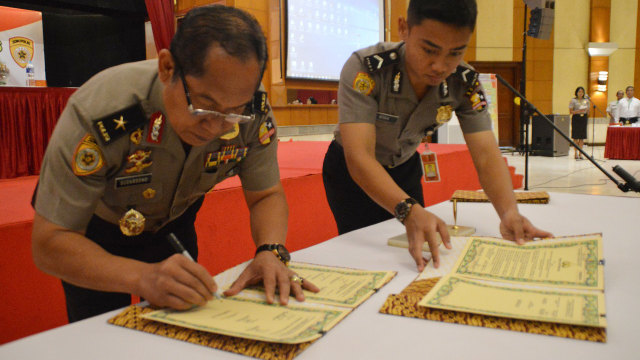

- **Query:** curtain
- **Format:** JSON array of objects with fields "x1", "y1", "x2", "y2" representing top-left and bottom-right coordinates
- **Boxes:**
[
  {"x1": 145, "y1": 0, "x2": 175, "y2": 52},
  {"x1": 0, "y1": 87, "x2": 76, "y2": 179}
]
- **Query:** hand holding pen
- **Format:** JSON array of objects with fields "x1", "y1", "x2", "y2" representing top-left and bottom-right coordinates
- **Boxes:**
[{"x1": 167, "y1": 233, "x2": 222, "y2": 300}]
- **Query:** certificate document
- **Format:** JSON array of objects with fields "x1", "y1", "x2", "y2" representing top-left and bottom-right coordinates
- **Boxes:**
[
  {"x1": 141, "y1": 297, "x2": 349, "y2": 344},
  {"x1": 419, "y1": 275, "x2": 607, "y2": 327},
  {"x1": 287, "y1": 263, "x2": 396, "y2": 307},
  {"x1": 452, "y1": 235, "x2": 604, "y2": 290},
  {"x1": 142, "y1": 262, "x2": 396, "y2": 344}
]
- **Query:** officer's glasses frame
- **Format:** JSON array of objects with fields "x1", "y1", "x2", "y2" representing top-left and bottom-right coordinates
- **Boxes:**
[{"x1": 178, "y1": 69, "x2": 256, "y2": 124}]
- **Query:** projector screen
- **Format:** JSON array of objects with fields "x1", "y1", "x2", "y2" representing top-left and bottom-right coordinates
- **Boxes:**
[{"x1": 285, "y1": 0, "x2": 385, "y2": 81}]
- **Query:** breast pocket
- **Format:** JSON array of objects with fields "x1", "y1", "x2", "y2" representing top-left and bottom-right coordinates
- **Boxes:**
[{"x1": 105, "y1": 181, "x2": 164, "y2": 207}]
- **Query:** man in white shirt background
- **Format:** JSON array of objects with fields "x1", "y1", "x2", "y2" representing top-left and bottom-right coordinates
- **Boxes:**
[
  {"x1": 617, "y1": 86, "x2": 640, "y2": 125},
  {"x1": 606, "y1": 90, "x2": 624, "y2": 124}
]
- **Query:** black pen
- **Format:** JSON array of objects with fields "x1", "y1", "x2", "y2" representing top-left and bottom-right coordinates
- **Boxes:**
[{"x1": 166, "y1": 232, "x2": 222, "y2": 299}]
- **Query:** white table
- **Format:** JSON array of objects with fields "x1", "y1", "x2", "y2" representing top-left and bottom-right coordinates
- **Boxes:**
[{"x1": 2, "y1": 193, "x2": 639, "y2": 359}]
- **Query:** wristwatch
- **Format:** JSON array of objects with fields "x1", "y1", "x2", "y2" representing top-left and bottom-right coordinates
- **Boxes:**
[
  {"x1": 255, "y1": 243, "x2": 290, "y2": 266},
  {"x1": 394, "y1": 198, "x2": 419, "y2": 224}
]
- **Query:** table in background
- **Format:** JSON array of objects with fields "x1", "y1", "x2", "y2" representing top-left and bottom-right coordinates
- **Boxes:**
[
  {"x1": 1, "y1": 192, "x2": 638, "y2": 359},
  {"x1": 0, "y1": 86, "x2": 76, "y2": 179},
  {"x1": 604, "y1": 126, "x2": 640, "y2": 160}
]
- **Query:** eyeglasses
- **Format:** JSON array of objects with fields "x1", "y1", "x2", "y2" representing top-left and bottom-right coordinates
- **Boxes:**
[{"x1": 179, "y1": 72, "x2": 255, "y2": 124}]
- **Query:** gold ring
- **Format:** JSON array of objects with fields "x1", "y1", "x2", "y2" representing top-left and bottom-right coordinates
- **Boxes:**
[{"x1": 290, "y1": 274, "x2": 304, "y2": 285}]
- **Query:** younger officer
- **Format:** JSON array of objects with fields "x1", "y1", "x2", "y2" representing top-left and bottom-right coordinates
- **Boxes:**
[
  {"x1": 32, "y1": 5, "x2": 317, "y2": 322},
  {"x1": 322, "y1": 0, "x2": 552, "y2": 271}
]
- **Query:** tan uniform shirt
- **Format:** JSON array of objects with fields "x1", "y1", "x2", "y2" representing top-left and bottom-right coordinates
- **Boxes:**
[
  {"x1": 35, "y1": 60, "x2": 280, "y2": 232},
  {"x1": 334, "y1": 42, "x2": 492, "y2": 168}
]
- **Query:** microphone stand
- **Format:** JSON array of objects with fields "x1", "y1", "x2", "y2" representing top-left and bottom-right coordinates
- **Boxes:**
[
  {"x1": 587, "y1": 96, "x2": 607, "y2": 161},
  {"x1": 496, "y1": 74, "x2": 640, "y2": 193}
]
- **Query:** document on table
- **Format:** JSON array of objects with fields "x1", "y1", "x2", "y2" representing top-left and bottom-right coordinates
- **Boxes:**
[
  {"x1": 419, "y1": 274, "x2": 607, "y2": 327},
  {"x1": 142, "y1": 262, "x2": 396, "y2": 344},
  {"x1": 237, "y1": 262, "x2": 396, "y2": 307},
  {"x1": 451, "y1": 235, "x2": 604, "y2": 290},
  {"x1": 141, "y1": 297, "x2": 349, "y2": 344}
]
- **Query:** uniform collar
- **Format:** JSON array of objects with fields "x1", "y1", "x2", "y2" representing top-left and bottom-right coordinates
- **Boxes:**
[{"x1": 388, "y1": 44, "x2": 419, "y2": 103}]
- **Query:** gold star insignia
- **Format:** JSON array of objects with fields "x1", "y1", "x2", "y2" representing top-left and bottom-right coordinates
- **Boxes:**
[{"x1": 113, "y1": 115, "x2": 127, "y2": 131}]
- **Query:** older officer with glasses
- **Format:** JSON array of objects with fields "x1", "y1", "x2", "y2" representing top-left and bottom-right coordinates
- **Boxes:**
[{"x1": 31, "y1": 5, "x2": 318, "y2": 323}]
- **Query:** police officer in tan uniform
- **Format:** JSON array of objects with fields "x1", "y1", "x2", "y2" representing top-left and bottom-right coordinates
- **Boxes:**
[
  {"x1": 32, "y1": 5, "x2": 318, "y2": 322},
  {"x1": 323, "y1": 0, "x2": 552, "y2": 271}
]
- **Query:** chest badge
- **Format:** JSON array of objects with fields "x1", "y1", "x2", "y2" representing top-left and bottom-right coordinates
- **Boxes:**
[
  {"x1": 436, "y1": 105, "x2": 453, "y2": 124},
  {"x1": 205, "y1": 145, "x2": 248, "y2": 169},
  {"x1": 125, "y1": 149, "x2": 152, "y2": 174},
  {"x1": 130, "y1": 128, "x2": 143, "y2": 144},
  {"x1": 142, "y1": 188, "x2": 156, "y2": 199},
  {"x1": 119, "y1": 208, "x2": 145, "y2": 236},
  {"x1": 220, "y1": 123, "x2": 239, "y2": 140}
]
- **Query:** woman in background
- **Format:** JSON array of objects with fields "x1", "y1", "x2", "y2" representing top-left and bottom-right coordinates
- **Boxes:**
[{"x1": 568, "y1": 86, "x2": 589, "y2": 160}]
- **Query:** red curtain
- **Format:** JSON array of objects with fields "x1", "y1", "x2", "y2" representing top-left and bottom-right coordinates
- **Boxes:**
[
  {"x1": 145, "y1": 0, "x2": 175, "y2": 52},
  {"x1": 0, "y1": 87, "x2": 76, "y2": 179}
]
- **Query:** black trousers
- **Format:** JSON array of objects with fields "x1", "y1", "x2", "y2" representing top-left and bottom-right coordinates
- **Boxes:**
[
  {"x1": 62, "y1": 196, "x2": 204, "y2": 322},
  {"x1": 322, "y1": 140, "x2": 425, "y2": 235}
]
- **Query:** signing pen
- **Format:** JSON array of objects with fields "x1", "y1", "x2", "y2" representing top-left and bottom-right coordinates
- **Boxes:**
[{"x1": 166, "y1": 232, "x2": 222, "y2": 299}]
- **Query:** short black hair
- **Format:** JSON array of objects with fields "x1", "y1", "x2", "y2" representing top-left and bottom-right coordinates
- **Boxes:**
[
  {"x1": 407, "y1": 0, "x2": 477, "y2": 30},
  {"x1": 575, "y1": 86, "x2": 585, "y2": 97},
  {"x1": 170, "y1": 5, "x2": 268, "y2": 81},
  {"x1": 626, "y1": 86, "x2": 634, "y2": 92}
]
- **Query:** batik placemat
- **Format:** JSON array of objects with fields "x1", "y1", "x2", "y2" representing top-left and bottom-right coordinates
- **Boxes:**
[
  {"x1": 379, "y1": 277, "x2": 606, "y2": 342},
  {"x1": 450, "y1": 190, "x2": 550, "y2": 204}
]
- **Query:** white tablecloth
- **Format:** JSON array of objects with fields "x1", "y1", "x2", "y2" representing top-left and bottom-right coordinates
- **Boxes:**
[{"x1": 2, "y1": 192, "x2": 639, "y2": 359}]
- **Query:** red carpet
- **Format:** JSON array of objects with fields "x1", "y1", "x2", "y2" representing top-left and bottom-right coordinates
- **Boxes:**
[{"x1": 0, "y1": 141, "x2": 522, "y2": 344}]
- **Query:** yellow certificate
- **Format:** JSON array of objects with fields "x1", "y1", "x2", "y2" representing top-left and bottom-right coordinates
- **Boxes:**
[
  {"x1": 234, "y1": 262, "x2": 396, "y2": 308},
  {"x1": 419, "y1": 275, "x2": 607, "y2": 327},
  {"x1": 141, "y1": 297, "x2": 349, "y2": 344},
  {"x1": 452, "y1": 235, "x2": 604, "y2": 290},
  {"x1": 289, "y1": 263, "x2": 396, "y2": 307}
]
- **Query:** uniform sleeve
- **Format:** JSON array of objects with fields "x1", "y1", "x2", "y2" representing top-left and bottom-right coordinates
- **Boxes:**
[
  {"x1": 34, "y1": 98, "x2": 109, "y2": 231},
  {"x1": 455, "y1": 82, "x2": 493, "y2": 134},
  {"x1": 237, "y1": 102, "x2": 280, "y2": 192},
  {"x1": 337, "y1": 53, "x2": 379, "y2": 125},
  {"x1": 568, "y1": 98, "x2": 576, "y2": 110}
]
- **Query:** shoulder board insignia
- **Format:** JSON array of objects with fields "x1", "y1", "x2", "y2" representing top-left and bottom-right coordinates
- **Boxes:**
[
  {"x1": 73, "y1": 134, "x2": 105, "y2": 176},
  {"x1": 363, "y1": 49, "x2": 400, "y2": 73},
  {"x1": 93, "y1": 103, "x2": 146, "y2": 145},
  {"x1": 391, "y1": 69, "x2": 402, "y2": 94},
  {"x1": 455, "y1": 65, "x2": 480, "y2": 93},
  {"x1": 253, "y1": 91, "x2": 269, "y2": 115}
]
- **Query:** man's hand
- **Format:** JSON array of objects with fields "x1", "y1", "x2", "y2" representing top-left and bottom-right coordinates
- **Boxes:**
[
  {"x1": 403, "y1": 206, "x2": 452, "y2": 271},
  {"x1": 137, "y1": 254, "x2": 217, "y2": 310},
  {"x1": 224, "y1": 251, "x2": 320, "y2": 305},
  {"x1": 499, "y1": 209, "x2": 553, "y2": 244}
]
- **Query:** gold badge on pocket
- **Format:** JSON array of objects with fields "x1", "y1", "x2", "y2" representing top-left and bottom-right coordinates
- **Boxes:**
[{"x1": 119, "y1": 209, "x2": 145, "y2": 236}]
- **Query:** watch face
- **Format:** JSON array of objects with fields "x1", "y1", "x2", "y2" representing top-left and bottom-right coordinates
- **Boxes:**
[{"x1": 276, "y1": 244, "x2": 291, "y2": 262}]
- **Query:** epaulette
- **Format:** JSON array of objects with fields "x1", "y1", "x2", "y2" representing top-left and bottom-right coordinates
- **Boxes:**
[
  {"x1": 252, "y1": 90, "x2": 269, "y2": 115},
  {"x1": 92, "y1": 103, "x2": 146, "y2": 145},
  {"x1": 363, "y1": 48, "x2": 400, "y2": 73},
  {"x1": 455, "y1": 65, "x2": 480, "y2": 94}
]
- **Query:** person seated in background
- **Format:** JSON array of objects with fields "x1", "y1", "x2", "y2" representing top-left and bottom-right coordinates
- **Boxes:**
[
  {"x1": 618, "y1": 86, "x2": 640, "y2": 125},
  {"x1": 31, "y1": 4, "x2": 318, "y2": 323},
  {"x1": 307, "y1": 96, "x2": 318, "y2": 104},
  {"x1": 321, "y1": 0, "x2": 552, "y2": 271},
  {"x1": 606, "y1": 90, "x2": 624, "y2": 124}
]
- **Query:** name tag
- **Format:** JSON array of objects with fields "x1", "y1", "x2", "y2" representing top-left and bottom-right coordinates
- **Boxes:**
[
  {"x1": 376, "y1": 112, "x2": 398, "y2": 123},
  {"x1": 115, "y1": 173, "x2": 152, "y2": 188}
]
